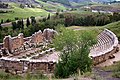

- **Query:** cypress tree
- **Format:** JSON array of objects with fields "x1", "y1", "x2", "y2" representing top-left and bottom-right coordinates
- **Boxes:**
[
  {"x1": 26, "y1": 18, "x2": 30, "y2": 27},
  {"x1": 21, "y1": 19, "x2": 24, "y2": 29}
]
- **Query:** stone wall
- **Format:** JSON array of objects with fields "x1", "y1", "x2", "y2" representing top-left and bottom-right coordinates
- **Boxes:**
[
  {"x1": 2, "y1": 28, "x2": 57, "y2": 54},
  {"x1": 30, "y1": 30, "x2": 43, "y2": 44},
  {"x1": 91, "y1": 29, "x2": 119, "y2": 65},
  {"x1": 93, "y1": 46, "x2": 118, "y2": 65},
  {"x1": 0, "y1": 43, "x2": 3, "y2": 49},
  {"x1": 0, "y1": 58, "x2": 56, "y2": 74},
  {"x1": 3, "y1": 33, "x2": 24, "y2": 53},
  {"x1": 43, "y1": 28, "x2": 57, "y2": 42}
]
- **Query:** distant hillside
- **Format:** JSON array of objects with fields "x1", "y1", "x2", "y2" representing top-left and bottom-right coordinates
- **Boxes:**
[
  {"x1": 39, "y1": 0, "x2": 70, "y2": 6},
  {"x1": 69, "y1": 0, "x2": 115, "y2": 3},
  {"x1": 0, "y1": 0, "x2": 39, "y2": 5},
  {"x1": 0, "y1": 0, "x2": 117, "y2": 7},
  {"x1": 0, "y1": 0, "x2": 71, "y2": 6}
]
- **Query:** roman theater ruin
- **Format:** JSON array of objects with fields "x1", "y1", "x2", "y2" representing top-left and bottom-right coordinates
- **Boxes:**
[{"x1": 0, "y1": 28, "x2": 119, "y2": 74}]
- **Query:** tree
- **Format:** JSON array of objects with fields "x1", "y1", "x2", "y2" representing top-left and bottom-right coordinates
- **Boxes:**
[
  {"x1": 47, "y1": 13, "x2": 51, "y2": 20},
  {"x1": 65, "y1": 14, "x2": 74, "y2": 27},
  {"x1": 0, "y1": 23, "x2": 2, "y2": 30},
  {"x1": 1, "y1": 19, "x2": 3, "y2": 24},
  {"x1": 12, "y1": 22, "x2": 17, "y2": 30},
  {"x1": 30, "y1": 16, "x2": 36, "y2": 25},
  {"x1": 53, "y1": 27, "x2": 97, "y2": 78},
  {"x1": 26, "y1": 18, "x2": 30, "y2": 27},
  {"x1": 21, "y1": 19, "x2": 24, "y2": 29},
  {"x1": 20, "y1": 4, "x2": 24, "y2": 8},
  {"x1": 17, "y1": 20, "x2": 22, "y2": 29}
]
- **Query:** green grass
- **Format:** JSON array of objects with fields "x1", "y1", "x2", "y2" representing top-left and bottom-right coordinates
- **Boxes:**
[
  {"x1": 70, "y1": 1, "x2": 98, "y2": 7},
  {"x1": 102, "y1": 61, "x2": 120, "y2": 78},
  {"x1": 0, "y1": 3, "x2": 49, "y2": 21},
  {"x1": 68, "y1": 20, "x2": 120, "y2": 41},
  {"x1": 104, "y1": 21, "x2": 120, "y2": 40},
  {"x1": 35, "y1": 0, "x2": 67, "y2": 11},
  {"x1": 68, "y1": 26, "x2": 103, "y2": 33},
  {"x1": 0, "y1": 70, "x2": 49, "y2": 80}
]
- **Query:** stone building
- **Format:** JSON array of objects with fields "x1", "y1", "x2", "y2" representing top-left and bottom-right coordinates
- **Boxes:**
[{"x1": 3, "y1": 33, "x2": 24, "y2": 53}]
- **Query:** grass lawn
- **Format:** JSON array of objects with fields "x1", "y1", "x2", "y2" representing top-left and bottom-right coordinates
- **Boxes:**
[
  {"x1": 67, "y1": 26, "x2": 104, "y2": 30},
  {"x1": 0, "y1": 3, "x2": 49, "y2": 21}
]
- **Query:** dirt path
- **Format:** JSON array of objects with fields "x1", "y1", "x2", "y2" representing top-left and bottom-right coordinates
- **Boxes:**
[
  {"x1": 93, "y1": 67, "x2": 120, "y2": 80},
  {"x1": 92, "y1": 44, "x2": 120, "y2": 80}
]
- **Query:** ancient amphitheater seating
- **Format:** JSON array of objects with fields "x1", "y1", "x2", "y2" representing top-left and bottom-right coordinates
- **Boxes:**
[{"x1": 90, "y1": 29, "x2": 118, "y2": 65}]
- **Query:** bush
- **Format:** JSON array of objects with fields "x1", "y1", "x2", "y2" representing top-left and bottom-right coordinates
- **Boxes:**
[
  {"x1": 0, "y1": 71, "x2": 22, "y2": 80},
  {"x1": 112, "y1": 72, "x2": 120, "y2": 78}
]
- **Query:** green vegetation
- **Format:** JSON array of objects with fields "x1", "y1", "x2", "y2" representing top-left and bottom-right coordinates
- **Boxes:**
[
  {"x1": 38, "y1": 0, "x2": 70, "y2": 6},
  {"x1": 35, "y1": 0, "x2": 67, "y2": 11},
  {"x1": 0, "y1": 3, "x2": 49, "y2": 21},
  {"x1": 102, "y1": 61, "x2": 120, "y2": 78},
  {"x1": 0, "y1": 10, "x2": 120, "y2": 43},
  {"x1": 0, "y1": 70, "x2": 48, "y2": 80},
  {"x1": 0, "y1": 71, "x2": 22, "y2": 80},
  {"x1": 104, "y1": 21, "x2": 120, "y2": 40},
  {"x1": 53, "y1": 27, "x2": 97, "y2": 78}
]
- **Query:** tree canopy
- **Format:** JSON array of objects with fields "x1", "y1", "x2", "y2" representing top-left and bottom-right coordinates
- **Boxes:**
[{"x1": 53, "y1": 27, "x2": 97, "y2": 78}]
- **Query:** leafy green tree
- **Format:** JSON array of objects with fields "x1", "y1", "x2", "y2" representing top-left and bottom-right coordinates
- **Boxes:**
[
  {"x1": 65, "y1": 14, "x2": 74, "y2": 26},
  {"x1": 30, "y1": 16, "x2": 36, "y2": 25},
  {"x1": 53, "y1": 27, "x2": 97, "y2": 78},
  {"x1": 17, "y1": 20, "x2": 22, "y2": 29},
  {"x1": 112, "y1": 12, "x2": 120, "y2": 21}
]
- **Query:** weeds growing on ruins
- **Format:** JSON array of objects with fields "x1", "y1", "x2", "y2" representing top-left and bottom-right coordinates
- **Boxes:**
[{"x1": 53, "y1": 27, "x2": 97, "y2": 78}]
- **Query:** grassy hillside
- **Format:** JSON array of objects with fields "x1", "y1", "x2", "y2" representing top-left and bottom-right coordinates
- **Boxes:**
[
  {"x1": 35, "y1": 0, "x2": 67, "y2": 11},
  {"x1": 68, "y1": 20, "x2": 120, "y2": 41},
  {"x1": 0, "y1": 3, "x2": 49, "y2": 21},
  {"x1": 104, "y1": 21, "x2": 120, "y2": 41},
  {"x1": 39, "y1": 0, "x2": 70, "y2": 6}
]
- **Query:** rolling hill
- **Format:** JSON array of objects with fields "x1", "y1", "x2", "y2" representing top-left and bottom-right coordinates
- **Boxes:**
[{"x1": 0, "y1": 0, "x2": 116, "y2": 5}]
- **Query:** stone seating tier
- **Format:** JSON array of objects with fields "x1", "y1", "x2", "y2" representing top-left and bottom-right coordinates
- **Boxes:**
[{"x1": 90, "y1": 29, "x2": 118, "y2": 58}]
